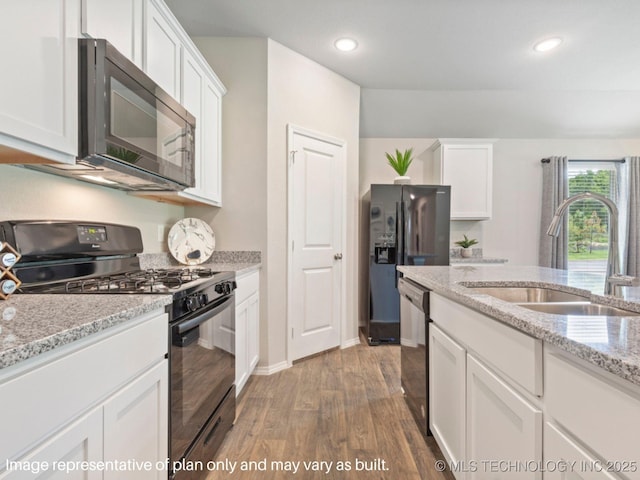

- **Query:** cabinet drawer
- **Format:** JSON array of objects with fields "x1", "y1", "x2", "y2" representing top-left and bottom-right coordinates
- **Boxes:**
[
  {"x1": 236, "y1": 270, "x2": 259, "y2": 305},
  {"x1": 544, "y1": 422, "x2": 621, "y2": 480},
  {"x1": 545, "y1": 349, "x2": 640, "y2": 479},
  {"x1": 430, "y1": 293, "x2": 542, "y2": 396},
  {"x1": 0, "y1": 310, "x2": 167, "y2": 462}
]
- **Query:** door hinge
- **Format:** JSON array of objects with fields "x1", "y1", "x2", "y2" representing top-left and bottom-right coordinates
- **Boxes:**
[
  {"x1": 291, "y1": 328, "x2": 294, "y2": 339},
  {"x1": 292, "y1": 240, "x2": 294, "y2": 251},
  {"x1": 290, "y1": 150, "x2": 297, "y2": 166}
]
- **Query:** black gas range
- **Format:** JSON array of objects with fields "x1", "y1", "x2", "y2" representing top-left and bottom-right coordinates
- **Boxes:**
[{"x1": 1, "y1": 220, "x2": 236, "y2": 479}]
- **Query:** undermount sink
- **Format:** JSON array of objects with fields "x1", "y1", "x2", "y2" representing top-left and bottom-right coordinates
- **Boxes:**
[
  {"x1": 469, "y1": 286, "x2": 588, "y2": 303},
  {"x1": 469, "y1": 285, "x2": 640, "y2": 317},
  {"x1": 518, "y1": 302, "x2": 640, "y2": 317}
]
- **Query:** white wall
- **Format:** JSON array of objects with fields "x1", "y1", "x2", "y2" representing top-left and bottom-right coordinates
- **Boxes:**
[
  {"x1": 267, "y1": 39, "x2": 361, "y2": 367},
  {"x1": 360, "y1": 138, "x2": 640, "y2": 266},
  {"x1": 0, "y1": 165, "x2": 184, "y2": 252}
]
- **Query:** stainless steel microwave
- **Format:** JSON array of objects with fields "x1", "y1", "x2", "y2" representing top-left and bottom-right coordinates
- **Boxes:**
[{"x1": 29, "y1": 39, "x2": 195, "y2": 191}]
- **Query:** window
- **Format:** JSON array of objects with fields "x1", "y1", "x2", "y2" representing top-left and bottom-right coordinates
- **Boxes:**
[{"x1": 566, "y1": 161, "x2": 619, "y2": 290}]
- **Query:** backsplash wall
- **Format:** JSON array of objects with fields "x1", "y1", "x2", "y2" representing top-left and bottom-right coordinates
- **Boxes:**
[{"x1": 0, "y1": 165, "x2": 185, "y2": 253}]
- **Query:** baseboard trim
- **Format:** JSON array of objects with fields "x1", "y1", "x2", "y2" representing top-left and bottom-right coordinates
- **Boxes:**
[
  {"x1": 341, "y1": 337, "x2": 361, "y2": 349},
  {"x1": 253, "y1": 361, "x2": 291, "y2": 376}
]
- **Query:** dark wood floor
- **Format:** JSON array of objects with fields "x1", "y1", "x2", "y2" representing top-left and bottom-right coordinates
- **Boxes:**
[{"x1": 211, "y1": 341, "x2": 455, "y2": 479}]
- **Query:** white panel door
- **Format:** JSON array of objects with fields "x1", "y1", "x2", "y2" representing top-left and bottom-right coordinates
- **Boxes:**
[
  {"x1": 144, "y1": 0, "x2": 181, "y2": 100},
  {"x1": 289, "y1": 127, "x2": 345, "y2": 361},
  {"x1": 82, "y1": 0, "x2": 144, "y2": 66},
  {"x1": 429, "y1": 324, "x2": 466, "y2": 479},
  {"x1": 0, "y1": 408, "x2": 102, "y2": 480},
  {"x1": 466, "y1": 354, "x2": 542, "y2": 480},
  {"x1": 103, "y1": 362, "x2": 168, "y2": 480}
]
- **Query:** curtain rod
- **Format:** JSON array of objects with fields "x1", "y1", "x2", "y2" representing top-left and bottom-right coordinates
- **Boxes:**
[{"x1": 541, "y1": 158, "x2": 626, "y2": 164}]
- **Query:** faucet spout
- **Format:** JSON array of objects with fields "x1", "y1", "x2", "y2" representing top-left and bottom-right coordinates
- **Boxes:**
[{"x1": 546, "y1": 192, "x2": 620, "y2": 295}]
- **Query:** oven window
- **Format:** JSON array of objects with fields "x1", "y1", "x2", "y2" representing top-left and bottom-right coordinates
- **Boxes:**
[
  {"x1": 109, "y1": 77, "x2": 186, "y2": 168},
  {"x1": 170, "y1": 301, "x2": 235, "y2": 461}
]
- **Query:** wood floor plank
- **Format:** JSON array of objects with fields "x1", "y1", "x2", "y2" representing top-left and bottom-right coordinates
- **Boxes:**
[{"x1": 212, "y1": 343, "x2": 454, "y2": 479}]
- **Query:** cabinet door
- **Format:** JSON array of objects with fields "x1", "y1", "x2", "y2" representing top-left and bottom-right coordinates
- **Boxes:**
[
  {"x1": 181, "y1": 47, "x2": 205, "y2": 198},
  {"x1": 0, "y1": 408, "x2": 102, "y2": 480},
  {"x1": 82, "y1": 0, "x2": 143, "y2": 67},
  {"x1": 144, "y1": 0, "x2": 181, "y2": 100},
  {"x1": 429, "y1": 324, "x2": 466, "y2": 479},
  {"x1": 544, "y1": 422, "x2": 621, "y2": 480},
  {"x1": 247, "y1": 291, "x2": 260, "y2": 372},
  {"x1": 0, "y1": 0, "x2": 78, "y2": 163},
  {"x1": 235, "y1": 297, "x2": 249, "y2": 394},
  {"x1": 441, "y1": 144, "x2": 493, "y2": 220},
  {"x1": 466, "y1": 354, "x2": 542, "y2": 479},
  {"x1": 103, "y1": 361, "x2": 168, "y2": 480},
  {"x1": 200, "y1": 79, "x2": 223, "y2": 204}
]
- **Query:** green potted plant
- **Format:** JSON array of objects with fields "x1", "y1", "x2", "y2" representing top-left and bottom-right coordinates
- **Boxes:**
[
  {"x1": 386, "y1": 148, "x2": 414, "y2": 184},
  {"x1": 454, "y1": 234, "x2": 478, "y2": 258}
]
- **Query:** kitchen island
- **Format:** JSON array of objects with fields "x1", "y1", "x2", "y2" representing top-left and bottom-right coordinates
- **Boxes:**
[{"x1": 399, "y1": 265, "x2": 640, "y2": 480}]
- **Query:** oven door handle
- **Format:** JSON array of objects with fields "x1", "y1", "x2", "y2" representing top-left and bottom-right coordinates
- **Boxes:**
[{"x1": 177, "y1": 296, "x2": 233, "y2": 334}]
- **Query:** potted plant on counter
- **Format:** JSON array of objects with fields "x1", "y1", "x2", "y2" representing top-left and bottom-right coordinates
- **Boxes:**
[
  {"x1": 455, "y1": 235, "x2": 478, "y2": 258},
  {"x1": 386, "y1": 148, "x2": 414, "y2": 184}
]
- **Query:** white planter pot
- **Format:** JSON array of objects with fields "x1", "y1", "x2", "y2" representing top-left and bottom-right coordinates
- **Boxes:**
[
  {"x1": 394, "y1": 176, "x2": 411, "y2": 185},
  {"x1": 460, "y1": 247, "x2": 472, "y2": 258}
]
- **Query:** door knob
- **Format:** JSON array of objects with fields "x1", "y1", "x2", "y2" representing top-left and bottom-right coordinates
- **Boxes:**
[{"x1": 334, "y1": 253, "x2": 343, "y2": 260}]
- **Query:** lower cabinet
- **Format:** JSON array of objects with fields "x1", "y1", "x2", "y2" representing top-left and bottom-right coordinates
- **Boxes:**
[
  {"x1": 103, "y1": 362, "x2": 168, "y2": 479},
  {"x1": 466, "y1": 354, "x2": 542, "y2": 480},
  {"x1": 0, "y1": 310, "x2": 168, "y2": 478},
  {"x1": 429, "y1": 324, "x2": 466, "y2": 472},
  {"x1": 235, "y1": 270, "x2": 260, "y2": 395}
]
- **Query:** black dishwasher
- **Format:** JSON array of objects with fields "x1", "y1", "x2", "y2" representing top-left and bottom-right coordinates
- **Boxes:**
[{"x1": 399, "y1": 277, "x2": 431, "y2": 437}]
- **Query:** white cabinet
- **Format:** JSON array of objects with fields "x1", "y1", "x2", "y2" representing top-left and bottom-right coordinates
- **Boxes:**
[
  {"x1": 178, "y1": 46, "x2": 224, "y2": 206},
  {"x1": 545, "y1": 347, "x2": 640, "y2": 480},
  {"x1": 0, "y1": 310, "x2": 168, "y2": 475},
  {"x1": 0, "y1": 408, "x2": 103, "y2": 480},
  {"x1": 429, "y1": 324, "x2": 466, "y2": 479},
  {"x1": 0, "y1": 0, "x2": 79, "y2": 164},
  {"x1": 427, "y1": 139, "x2": 495, "y2": 220},
  {"x1": 103, "y1": 362, "x2": 168, "y2": 480},
  {"x1": 81, "y1": 0, "x2": 144, "y2": 67},
  {"x1": 466, "y1": 354, "x2": 542, "y2": 479},
  {"x1": 235, "y1": 270, "x2": 260, "y2": 395},
  {"x1": 132, "y1": 0, "x2": 226, "y2": 206},
  {"x1": 429, "y1": 293, "x2": 543, "y2": 480},
  {"x1": 544, "y1": 422, "x2": 621, "y2": 480},
  {"x1": 144, "y1": 0, "x2": 181, "y2": 100}
]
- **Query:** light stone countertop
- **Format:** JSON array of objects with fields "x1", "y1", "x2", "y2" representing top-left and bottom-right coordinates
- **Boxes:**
[
  {"x1": 0, "y1": 254, "x2": 261, "y2": 372},
  {"x1": 449, "y1": 257, "x2": 509, "y2": 264},
  {"x1": 398, "y1": 265, "x2": 640, "y2": 387},
  {"x1": 0, "y1": 294, "x2": 172, "y2": 371}
]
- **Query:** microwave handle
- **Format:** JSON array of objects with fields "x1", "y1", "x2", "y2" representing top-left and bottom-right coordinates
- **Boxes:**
[{"x1": 177, "y1": 296, "x2": 233, "y2": 334}]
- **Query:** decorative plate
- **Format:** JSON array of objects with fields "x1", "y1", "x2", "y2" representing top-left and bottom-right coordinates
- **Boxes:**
[{"x1": 167, "y1": 218, "x2": 215, "y2": 265}]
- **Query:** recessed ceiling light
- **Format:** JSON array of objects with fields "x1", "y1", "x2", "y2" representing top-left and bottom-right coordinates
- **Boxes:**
[
  {"x1": 334, "y1": 38, "x2": 358, "y2": 52},
  {"x1": 533, "y1": 37, "x2": 563, "y2": 52}
]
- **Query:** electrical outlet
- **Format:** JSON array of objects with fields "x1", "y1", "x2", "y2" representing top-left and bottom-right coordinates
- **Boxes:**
[{"x1": 157, "y1": 225, "x2": 167, "y2": 242}]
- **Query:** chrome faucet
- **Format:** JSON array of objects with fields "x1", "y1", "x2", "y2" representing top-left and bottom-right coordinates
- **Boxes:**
[{"x1": 547, "y1": 192, "x2": 626, "y2": 296}]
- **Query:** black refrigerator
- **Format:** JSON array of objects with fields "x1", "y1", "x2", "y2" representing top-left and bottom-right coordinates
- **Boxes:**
[{"x1": 362, "y1": 184, "x2": 450, "y2": 345}]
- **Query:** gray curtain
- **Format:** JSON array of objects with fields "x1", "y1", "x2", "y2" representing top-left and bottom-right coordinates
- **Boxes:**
[
  {"x1": 622, "y1": 157, "x2": 640, "y2": 276},
  {"x1": 539, "y1": 156, "x2": 568, "y2": 269}
]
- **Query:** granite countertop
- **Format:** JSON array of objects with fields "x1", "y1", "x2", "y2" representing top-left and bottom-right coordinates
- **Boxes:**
[
  {"x1": 398, "y1": 265, "x2": 640, "y2": 387},
  {"x1": 0, "y1": 294, "x2": 172, "y2": 371},
  {"x1": 0, "y1": 252, "x2": 261, "y2": 372},
  {"x1": 450, "y1": 257, "x2": 509, "y2": 264}
]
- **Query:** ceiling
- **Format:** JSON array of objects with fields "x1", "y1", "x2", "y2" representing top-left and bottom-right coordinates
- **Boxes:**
[{"x1": 165, "y1": 0, "x2": 640, "y2": 138}]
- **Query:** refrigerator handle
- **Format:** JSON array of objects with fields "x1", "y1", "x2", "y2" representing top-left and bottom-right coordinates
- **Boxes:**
[{"x1": 396, "y1": 200, "x2": 404, "y2": 288}]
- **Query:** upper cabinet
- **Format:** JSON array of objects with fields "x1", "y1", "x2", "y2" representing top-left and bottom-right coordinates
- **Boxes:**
[
  {"x1": 133, "y1": 0, "x2": 225, "y2": 206},
  {"x1": 144, "y1": 0, "x2": 182, "y2": 100},
  {"x1": 0, "y1": 0, "x2": 79, "y2": 164},
  {"x1": 1, "y1": 0, "x2": 225, "y2": 207},
  {"x1": 426, "y1": 139, "x2": 496, "y2": 220},
  {"x1": 82, "y1": 0, "x2": 144, "y2": 67}
]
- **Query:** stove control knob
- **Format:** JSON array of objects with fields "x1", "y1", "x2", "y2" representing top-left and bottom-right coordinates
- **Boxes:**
[
  {"x1": 185, "y1": 295, "x2": 200, "y2": 312},
  {"x1": 215, "y1": 284, "x2": 223, "y2": 294}
]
